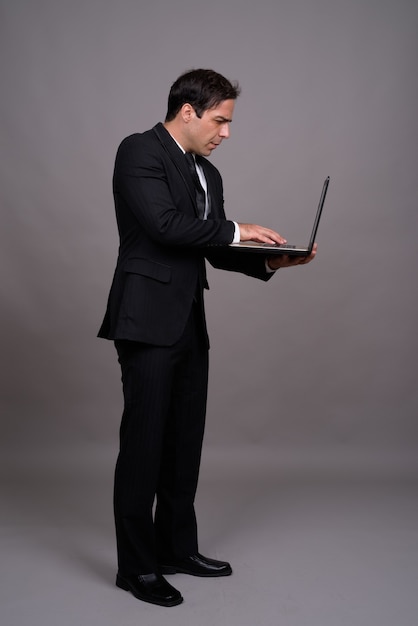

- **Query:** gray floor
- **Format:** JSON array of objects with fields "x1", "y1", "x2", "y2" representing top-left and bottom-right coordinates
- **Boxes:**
[{"x1": 1, "y1": 443, "x2": 417, "y2": 626}]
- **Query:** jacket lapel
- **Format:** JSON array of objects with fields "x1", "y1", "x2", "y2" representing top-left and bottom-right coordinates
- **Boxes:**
[{"x1": 152, "y1": 123, "x2": 199, "y2": 215}]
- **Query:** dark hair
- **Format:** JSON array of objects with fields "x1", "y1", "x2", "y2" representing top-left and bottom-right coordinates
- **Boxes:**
[{"x1": 165, "y1": 69, "x2": 241, "y2": 122}]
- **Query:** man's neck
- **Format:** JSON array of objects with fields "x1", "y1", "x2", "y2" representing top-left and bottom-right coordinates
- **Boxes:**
[{"x1": 163, "y1": 121, "x2": 189, "y2": 153}]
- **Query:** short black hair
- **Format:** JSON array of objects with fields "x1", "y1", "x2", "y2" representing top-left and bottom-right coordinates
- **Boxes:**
[{"x1": 165, "y1": 69, "x2": 241, "y2": 122}]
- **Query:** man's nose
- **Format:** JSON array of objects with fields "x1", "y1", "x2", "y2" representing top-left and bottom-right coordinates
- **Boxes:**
[{"x1": 219, "y1": 123, "x2": 230, "y2": 139}]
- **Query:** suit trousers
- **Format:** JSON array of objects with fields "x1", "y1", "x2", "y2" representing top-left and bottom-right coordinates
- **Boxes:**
[{"x1": 113, "y1": 300, "x2": 209, "y2": 575}]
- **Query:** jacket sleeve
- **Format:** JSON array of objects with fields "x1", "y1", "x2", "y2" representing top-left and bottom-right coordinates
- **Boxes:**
[{"x1": 205, "y1": 246, "x2": 274, "y2": 282}]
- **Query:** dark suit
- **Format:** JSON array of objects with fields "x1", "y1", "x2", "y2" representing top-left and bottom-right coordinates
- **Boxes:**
[{"x1": 98, "y1": 123, "x2": 272, "y2": 575}]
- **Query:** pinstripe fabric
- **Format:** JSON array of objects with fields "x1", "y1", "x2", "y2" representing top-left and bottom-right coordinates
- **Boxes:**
[{"x1": 114, "y1": 303, "x2": 208, "y2": 574}]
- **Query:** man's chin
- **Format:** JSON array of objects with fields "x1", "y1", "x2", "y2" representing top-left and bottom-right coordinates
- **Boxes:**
[{"x1": 204, "y1": 145, "x2": 218, "y2": 156}]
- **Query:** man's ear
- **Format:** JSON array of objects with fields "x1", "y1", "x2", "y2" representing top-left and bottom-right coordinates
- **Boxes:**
[{"x1": 181, "y1": 103, "x2": 194, "y2": 123}]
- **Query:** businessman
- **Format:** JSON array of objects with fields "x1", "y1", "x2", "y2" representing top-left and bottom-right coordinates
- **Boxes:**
[{"x1": 98, "y1": 69, "x2": 316, "y2": 607}]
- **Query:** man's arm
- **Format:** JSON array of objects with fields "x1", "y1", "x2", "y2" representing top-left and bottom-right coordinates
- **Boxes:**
[
  {"x1": 116, "y1": 135, "x2": 288, "y2": 251},
  {"x1": 115, "y1": 135, "x2": 236, "y2": 247}
]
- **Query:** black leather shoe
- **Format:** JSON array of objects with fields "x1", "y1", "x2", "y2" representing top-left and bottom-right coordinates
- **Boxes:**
[
  {"x1": 159, "y1": 553, "x2": 232, "y2": 577},
  {"x1": 116, "y1": 572, "x2": 183, "y2": 607}
]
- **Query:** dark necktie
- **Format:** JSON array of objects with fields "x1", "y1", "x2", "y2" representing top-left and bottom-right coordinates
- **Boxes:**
[{"x1": 185, "y1": 152, "x2": 206, "y2": 220}]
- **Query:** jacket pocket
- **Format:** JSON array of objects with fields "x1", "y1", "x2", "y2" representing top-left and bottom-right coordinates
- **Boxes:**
[{"x1": 124, "y1": 258, "x2": 171, "y2": 283}]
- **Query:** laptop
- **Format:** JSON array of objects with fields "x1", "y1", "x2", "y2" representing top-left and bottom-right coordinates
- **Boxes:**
[{"x1": 229, "y1": 176, "x2": 330, "y2": 256}]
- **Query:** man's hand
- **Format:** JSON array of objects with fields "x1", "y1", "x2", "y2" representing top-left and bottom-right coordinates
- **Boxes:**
[
  {"x1": 267, "y1": 243, "x2": 318, "y2": 270},
  {"x1": 238, "y1": 223, "x2": 287, "y2": 245}
]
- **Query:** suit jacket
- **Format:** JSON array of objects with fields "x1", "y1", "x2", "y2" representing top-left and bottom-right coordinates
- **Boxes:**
[{"x1": 98, "y1": 123, "x2": 272, "y2": 346}]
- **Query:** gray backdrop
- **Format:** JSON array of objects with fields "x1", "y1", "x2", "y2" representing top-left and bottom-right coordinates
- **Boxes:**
[{"x1": 1, "y1": 0, "x2": 417, "y2": 470}]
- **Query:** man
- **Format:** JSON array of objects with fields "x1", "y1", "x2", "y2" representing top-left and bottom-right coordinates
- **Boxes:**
[{"x1": 98, "y1": 69, "x2": 316, "y2": 607}]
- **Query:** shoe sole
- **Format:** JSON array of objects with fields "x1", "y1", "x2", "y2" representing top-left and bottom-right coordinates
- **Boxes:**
[
  {"x1": 159, "y1": 565, "x2": 232, "y2": 577},
  {"x1": 116, "y1": 575, "x2": 183, "y2": 607}
]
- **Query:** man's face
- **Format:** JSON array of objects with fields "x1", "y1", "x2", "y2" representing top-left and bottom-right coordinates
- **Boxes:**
[{"x1": 186, "y1": 99, "x2": 235, "y2": 156}]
